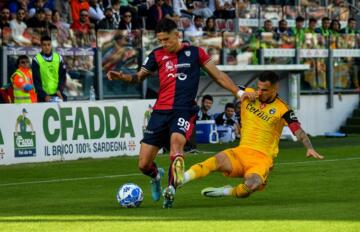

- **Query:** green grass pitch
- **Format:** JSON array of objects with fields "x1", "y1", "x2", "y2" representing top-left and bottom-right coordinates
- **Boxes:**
[{"x1": 1, "y1": 135, "x2": 360, "y2": 232}]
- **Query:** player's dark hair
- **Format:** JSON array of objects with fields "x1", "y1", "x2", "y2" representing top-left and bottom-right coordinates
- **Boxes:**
[
  {"x1": 225, "y1": 103, "x2": 235, "y2": 110},
  {"x1": 258, "y1": 71, "x2": 280, "y2": 85},
  {"x1": 155, "y1": 18, "x2": 178, "y2": 34},
  {"x1": 202, "y1": 94, "x2": 213, "y2": 103},
  {"x1": 41, "y1": 35, "x2": 51, "y2": 43}
]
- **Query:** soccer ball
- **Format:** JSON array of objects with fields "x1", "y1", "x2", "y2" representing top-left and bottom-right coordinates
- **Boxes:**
[{"x1": 116, "y1": 183, "x2": 144, "y2": 208}]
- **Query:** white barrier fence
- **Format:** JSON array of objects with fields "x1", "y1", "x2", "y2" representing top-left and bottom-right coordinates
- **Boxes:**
[{"x1": 0, "y1": 100, "x2": 155, "y2": 165}]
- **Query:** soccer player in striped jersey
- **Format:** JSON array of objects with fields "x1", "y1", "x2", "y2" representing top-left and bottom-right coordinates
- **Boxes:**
[
  {"x1": 180, "y1": 71, "x2": 324, "y2": 199},
  {"x1": 107, "y1": 18, "x2": 255, "y2": 208}
]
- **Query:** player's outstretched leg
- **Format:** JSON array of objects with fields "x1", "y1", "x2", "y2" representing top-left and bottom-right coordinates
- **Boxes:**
[
  {"x1": 182, "y1": 156, "x2": 218, "y2": 185},
  {"x1": 150, "y1": 167, "x2": 165, "y2": 201},
  {"x1": 202, "y1": 173, "x2": 263, "y2": 198},
  {"x1": 201, "y1": 185, "x2": 233, "y2": 197},
  {"x1": 201, "y1": 184, "x2": 251, "y2": 198}
]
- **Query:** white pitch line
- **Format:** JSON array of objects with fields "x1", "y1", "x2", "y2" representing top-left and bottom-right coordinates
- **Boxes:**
[
  {"x1": 0, "y1": 173, "x2": 142, "y2": 187},
  {"x1": 1, "y1": 156, "x2": 359, "y2": 187},
  {"x1": 277, "y1": 156, "x2": 360, "y2": 165}
]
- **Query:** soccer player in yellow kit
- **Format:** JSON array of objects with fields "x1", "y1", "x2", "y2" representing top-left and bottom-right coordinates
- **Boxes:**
[{"x1": 180, "y1": 71, "x2": 324, "y2": 198}]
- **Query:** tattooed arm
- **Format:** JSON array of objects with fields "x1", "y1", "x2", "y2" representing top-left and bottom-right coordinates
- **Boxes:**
[
  {"x1": 283, "y1": 110, "x2": 324, "y2": 160},
  {"x1": 294, "y1": 128, "x2": 324, "y2": 159}
]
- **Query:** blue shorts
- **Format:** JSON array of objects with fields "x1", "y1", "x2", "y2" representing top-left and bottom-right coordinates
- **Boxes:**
[{"x1": 142, "y1": 109, "x2": 197, "y2": 148}]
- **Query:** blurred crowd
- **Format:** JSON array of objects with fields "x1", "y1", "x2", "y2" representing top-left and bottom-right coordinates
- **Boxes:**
[{"x1": 0, "y1": 0, "x2": 359, "y2": 99}]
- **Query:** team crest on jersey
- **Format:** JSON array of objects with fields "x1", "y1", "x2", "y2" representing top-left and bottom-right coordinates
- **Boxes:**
[
  {"x1": 165, "y1": 61, "x2": 175, "y2": 72},
  {"x1": 269, "y1": 108, "x2": 276, "y2": 114},
  {"x1": 185, "y1": 50, "x2": 191, "y2": 57}
]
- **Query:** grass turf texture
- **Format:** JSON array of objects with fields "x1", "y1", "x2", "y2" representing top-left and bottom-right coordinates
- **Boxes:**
[{"x1": 1, "y1": 135, "x2": 360, "y2": 232}]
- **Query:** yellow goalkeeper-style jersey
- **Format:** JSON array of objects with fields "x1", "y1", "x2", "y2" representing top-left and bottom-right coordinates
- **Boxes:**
[{"x1": 239, "y1": 94, "x2": 299, "y2": 159}]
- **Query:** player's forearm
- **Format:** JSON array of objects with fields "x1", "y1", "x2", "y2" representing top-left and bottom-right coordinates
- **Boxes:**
[
  {"x1": 295, "y1": 128, "x2": 314, "y2": 150},
  {"x1": 214, "y1": 72, "x2": 239, "y2": 96}
]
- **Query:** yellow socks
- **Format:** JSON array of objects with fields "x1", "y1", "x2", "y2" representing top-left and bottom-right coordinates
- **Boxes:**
[
  {"x1": 184, "y1": 157, "x2": 217, "y2": 183},
  {"x1": 232, "y1": 184, "x2": 251, "y2": 198}
]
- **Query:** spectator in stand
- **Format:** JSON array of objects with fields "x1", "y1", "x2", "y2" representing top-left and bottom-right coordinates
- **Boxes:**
[
  {"x1": 11, "y1": 55, "x2": 37, "y2": 103},
  {"x1": 192, "y1": 1, "x2": 214, "y2": 19},
  {"x1": 89, "y1": 0, "x2": 105, "y2": 25},
  {"x1": 9, "y1": 8, "x2": 31, "y2": 46},
  {"x1": 330, "y1": 19, "x2": 341, "y2": 49},
  {"x1": 32, "y1": 35, "x2": 67, "y2": 102},
  {"x1": 197, "y1": 95, "x2": 214, "y2": 120},
  {"x1": 203, "y1": 17, "x2": 216, "y2": 33},
  {"x1": 28, "y1": 0, "x2": 47, "y2": 18},
  {"x1": 315, "y1": 17, "x2": 331, "y2": 37},
  {"x1": 172, "y1": 0, "x2": 192, "y2": 18},
  {"x1": 340, "y1": 18, "x2": 358, "y2": 35},
  {"x1": 214, "y1": 0, "x2": 236, "y2": 19},
  {"x1": 71, "y1": 9, "x2": 93, "y2": 47},
  {"x1": 275, "y1": 19, "x2": 292, "y2": 38},
  {"x1": 305, "y1": 18, "x2": 317, "y2": 34},
  {"x1": 291, "y1": 16, "x2": 305, "y2": 48},
  {"x1": 146, "y1": 0, "x2": 166, "y2": 30},
  {"x1": 8, "y1": 0, "x2": 29, "y2": 20},
  {"x1": 56, "y1": 0, "x2": 72, "y2": 23},
  {"x1": 111, "y1": 0, "x2": 121, "y2": 28},
  {"x1": 163, "y1": 0, "x2": 179, "y2": 23},
  {"x1": 119, "y1": 0, "x2": 139, "y2": 24},
  {"x1": 303, "y1": 18, "x2": 318, "y2": 48},
  {"x1": 26, "y1": 8, "x2": 46, "y2": 28},
  {"x1": 0, "y1": 8, "x2": 10, "y2": 30},
  {"x1": 185, "y1": 93, "x2": 214, "y2": 153},
  {"x1": 275, "y1": 19, "x2": 294, "y2": 48},
  {"x1": 215, "y1": 102, "x2": 240, "y2": 142},
  {"x1": 185, "y1": 15, "x2": 204, "y2": 37},
  {"x1": 43, "y1": 8, "x2": 56, "y2": 31},
  {"x1": 70, "y1": 0, "x2": 90, "y2": 23},
  {"x1": 52, "y1": 10, "x2": 71, "y2": 47},
  {"x1": 118, "y1": 9, "x2": 140, "y2": 31},
  {"x1": 96, "y1": 6, "x2": 116, "y2": 29}
]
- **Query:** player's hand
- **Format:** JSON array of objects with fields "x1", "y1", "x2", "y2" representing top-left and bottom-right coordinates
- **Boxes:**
[
  {"x1": 240, "y1": 91, "x2": 257, "y2": 102},
  {"x1": 107, "y1": 70, "x2": 123, "y2": 81},
  {"x1": 306, "y1": 149, "x2": 324, "y2": 160}
]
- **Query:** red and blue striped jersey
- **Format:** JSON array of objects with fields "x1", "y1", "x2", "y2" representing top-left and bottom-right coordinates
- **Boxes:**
[{"x1": 141, "y1": 44, "x2": 211, "y2": 110}]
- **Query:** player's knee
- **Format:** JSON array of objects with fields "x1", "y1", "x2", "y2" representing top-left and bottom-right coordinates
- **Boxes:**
[
  {"x1": 244, "y1": 174, "x2": 263, "y2": 192},
  {"x1": 138, "y1": 161, "x2": 149, "y2": 173}
]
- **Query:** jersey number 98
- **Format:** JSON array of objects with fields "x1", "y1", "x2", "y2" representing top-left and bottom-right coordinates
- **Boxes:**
[{"x1": 177, "y1": 118, "x2": 190, "y2": 131}]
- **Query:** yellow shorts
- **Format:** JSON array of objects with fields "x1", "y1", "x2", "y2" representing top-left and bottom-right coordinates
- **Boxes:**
[{"x1": 223, "y1": 146, "x2": 273, "y2": 186}]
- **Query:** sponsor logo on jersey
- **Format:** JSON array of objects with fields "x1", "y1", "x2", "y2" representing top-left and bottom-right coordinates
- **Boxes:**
[{"x1": 167, "y1": 73, "x2": 187, "y2": 80}]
